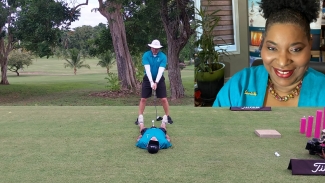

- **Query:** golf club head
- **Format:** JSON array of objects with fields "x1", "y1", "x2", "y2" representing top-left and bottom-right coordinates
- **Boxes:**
[{"x1": 156, "y1": 116, "x2": 163, "y2": 121}]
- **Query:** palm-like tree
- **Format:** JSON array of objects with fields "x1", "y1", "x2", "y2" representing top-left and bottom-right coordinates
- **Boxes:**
[
  {"x1": 97, "y1": 50, "x2": 115, "y2": 74},
  {"x1": 64, "y1": 48, "x2": 90, "y2": 75}
]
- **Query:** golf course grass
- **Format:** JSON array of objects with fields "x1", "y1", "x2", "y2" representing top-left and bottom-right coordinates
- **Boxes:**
[
  {"x1": 1, "y1": 57, "x2": 194, "y2": 106},
  {"x1": 0, "y1": 106, "x2": 324, "y2": 182},
  {"x1": 1, "y1": 57, "x2": 323, "y2": 182}
]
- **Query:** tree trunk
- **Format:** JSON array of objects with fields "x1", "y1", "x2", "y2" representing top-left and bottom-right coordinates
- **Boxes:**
[
  {"x1": 167, "y1": 41, "x2": 184, "y2": 99},
  {"x1": 160, "y1": 0, "x2": 195, "y2": 99},
  {"x1": 1, "y1": 22, "x2": 14, "y2": 85},
  {"x1": 0, "y1": 57, "x2": 9, "y2": 84},
  {"x1": 0, "y1": 37, "x2": 10, "y2": 85},
  {"x1": 98, "y1": 1, "x2": 137, "y2": 90}
]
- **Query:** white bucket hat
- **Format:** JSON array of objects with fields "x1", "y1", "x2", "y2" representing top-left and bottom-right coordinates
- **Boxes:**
[{"x1": 148, "y1": 39, "x2": 163, "y2": 48}]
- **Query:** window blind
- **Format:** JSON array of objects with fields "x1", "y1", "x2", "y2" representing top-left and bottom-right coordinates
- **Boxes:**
[{"x1": 201, "y1": 0, "x2": 234, "y2": 45}]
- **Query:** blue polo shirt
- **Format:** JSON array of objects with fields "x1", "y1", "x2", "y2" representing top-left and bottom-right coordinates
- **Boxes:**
[
  {"x1": 142, "y1": 50, "x2": 167, "y2": 80},
  {"x1": 136, "y1": 128, "x2": 172, "y2": 149}
]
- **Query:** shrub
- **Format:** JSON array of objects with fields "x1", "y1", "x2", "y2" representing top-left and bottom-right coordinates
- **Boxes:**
[
  {"x1": 132, "y1": 54, "x2": 144, "y2": 83},
  {"x1": 105, "y1": 73, "x2": 120, "y2": 91},
  {"x1": 8, "y1": 50, "x2": 33, "y2": 76}
]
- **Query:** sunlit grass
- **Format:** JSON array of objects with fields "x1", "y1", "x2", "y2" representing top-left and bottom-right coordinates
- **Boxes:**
[
  {"x1": 0, "y1": 107, "x2": 323, "y2": 182},
  {"x1": 1, "y1": 57, "x2": 193, "y2": 106}
]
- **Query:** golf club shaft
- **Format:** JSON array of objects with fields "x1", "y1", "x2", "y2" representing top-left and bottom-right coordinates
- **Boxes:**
[{"x1": 153, "y1": 89, "x2": 157, "y2": 121}]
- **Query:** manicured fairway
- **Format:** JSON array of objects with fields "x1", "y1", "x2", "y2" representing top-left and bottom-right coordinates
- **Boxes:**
[
  {"x1": 1, "y1": 57, "x2": 194, "y2": 106},
  {"x1": 0, "y1": 106, "x2": 324, "y2": 182}
]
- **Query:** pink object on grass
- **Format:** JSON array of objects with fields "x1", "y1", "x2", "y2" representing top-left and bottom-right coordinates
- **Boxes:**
[
  {"x1": 323, "y1": 107, "x2": 325, "y2": 130},
  {"x1": 300, "y1": 116, "x2": 306, "y2": 134},
  {"x1": 314, "y1": 110, "x2": 322, "y2": 139},
  {"x1": 306, "y1": 116, "x2": 314, "y2": 138}
]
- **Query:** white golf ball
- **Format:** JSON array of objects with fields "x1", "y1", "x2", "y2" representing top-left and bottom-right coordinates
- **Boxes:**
[{"x1": 152, "y1": 120, "x2": 154, "y2": 123}]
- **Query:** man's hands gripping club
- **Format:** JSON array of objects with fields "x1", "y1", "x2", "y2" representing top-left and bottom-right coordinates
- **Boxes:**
[
  {"x1": 151, "y1": 81, "x2": 157, "y2": 90},
  {"x1": 144, "y1": 65, "x2": 165, "y2": 91}
]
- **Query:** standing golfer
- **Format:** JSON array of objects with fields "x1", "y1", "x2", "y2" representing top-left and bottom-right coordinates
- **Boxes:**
[
  {"x1": 136, "y1": 115, "x2": 172, "y2": 154},
  {"x1": 135, "y1": 39, "x2": 173, "y2": 125}
]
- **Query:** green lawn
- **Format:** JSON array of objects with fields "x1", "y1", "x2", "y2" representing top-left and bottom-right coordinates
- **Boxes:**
[
  {"x1": 2, "y1": 57, "x2": 322, "y2": 183},
  {"x1": 0, "y1": 106, "x2": 324, "y2": 182},
  {"x1": 1, "y1": 57, "x2": 194, "y2": 106}
]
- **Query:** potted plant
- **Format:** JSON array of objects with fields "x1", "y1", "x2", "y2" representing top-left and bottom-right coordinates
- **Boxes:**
[{"x1": 194, "y1": 3, "x2": 229, "y2": 105}]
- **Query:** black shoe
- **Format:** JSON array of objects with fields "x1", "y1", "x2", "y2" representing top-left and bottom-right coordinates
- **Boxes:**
[
  {"x1": 167, "y1": 116, "x2": 173, "y2": 124},
  {"x1": 156, "y1": 116, "x2": 163, "y2": 121},
  {"x1": 135, "y1": 118, "x2": 139, "y2": 125}
]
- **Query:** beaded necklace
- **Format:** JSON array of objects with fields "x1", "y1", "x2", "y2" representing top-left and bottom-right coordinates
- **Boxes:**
[{"x1": 268, "y1": 79, "x2": 302, "y2": 102}]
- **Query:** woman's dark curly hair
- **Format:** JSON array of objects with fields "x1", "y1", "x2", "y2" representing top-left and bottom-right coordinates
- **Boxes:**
[{"x1": 259, "y1": 0, "x2": 321, "y2": 39}]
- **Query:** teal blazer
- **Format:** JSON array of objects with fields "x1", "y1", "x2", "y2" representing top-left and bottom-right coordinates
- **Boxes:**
[{"x1": 213, "y1": 65, "x2": 325, "y2": 107}]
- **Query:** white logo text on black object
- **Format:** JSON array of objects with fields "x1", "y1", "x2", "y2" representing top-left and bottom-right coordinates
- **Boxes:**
[{"x1": 312, "y1": 163, "x2": 325, "y2": 173}]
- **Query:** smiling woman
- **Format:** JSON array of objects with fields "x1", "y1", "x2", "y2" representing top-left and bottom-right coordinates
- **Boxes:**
[
  {"x1": 213, "y1": 0, "x2": 325, "y2": 107},
  {"x1": 261, "y1": 23, "x2": 311, "y2": 106}
]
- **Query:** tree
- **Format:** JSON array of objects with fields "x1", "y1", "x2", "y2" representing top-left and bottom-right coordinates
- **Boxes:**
[
  {"x1": 73, "y1": 0, "x2": 139, "y2": 90},
  {"x1": 96, "y1": 0, "x2": 137, "y2": 90},
  {"x1": 160, "y1": 0, "x2": 195, "y2": 99},
  {"x1": 97, "y1": 50, "x2": 115, "y2": 74},
  {"x1": 88, "y1": 24, "x2": 113, "y2": 57},
  {"x1": 64, "y1": 48, "x2": 90, "y2": 75},
  {"x1": 8, "y1": 49, "x2": 33, "y2": 76},
  {"x1": 0, "y1": 0, "x2": 79, "y2": 84},
  {"x1": 123, "y1": 1, "x2": 167, "y2": 55},
  {"x1": 72, "y1": 0, "x2": 194, "y2": 99},
  {"x1": 0, "y1": 0, "x2": 14, "y2": 84},
  {"x1": 88, "y1": 2, "x2": 165, "y2": 56},
  {"x1": 180, "y1": 34, "x2": 195, "y2": 62},
  {"x1": 67, "y1": 25, "x2": 98, "y2": 58}
]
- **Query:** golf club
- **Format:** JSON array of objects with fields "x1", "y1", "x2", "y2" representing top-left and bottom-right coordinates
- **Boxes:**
[
  {"x1": 152, "y1": 89, "x2": 163, "y2": 121},
  {"x1": 152, "y1": 89, "x2": 158, "y2": 122}
]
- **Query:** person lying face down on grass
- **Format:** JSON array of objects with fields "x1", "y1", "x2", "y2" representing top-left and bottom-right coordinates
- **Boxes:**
[{"x1": 135, "y1": 115, "x2": 172, "y2": 154}]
